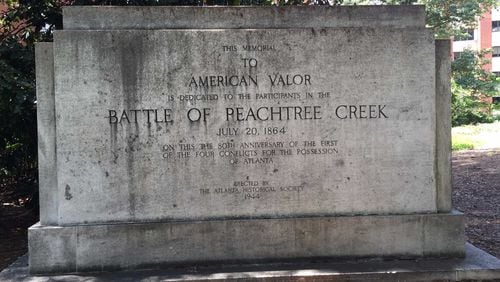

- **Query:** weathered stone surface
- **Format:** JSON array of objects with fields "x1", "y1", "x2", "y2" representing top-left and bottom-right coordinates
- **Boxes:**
[
  {"x1": 7, "y1": 244, "x2": 500, "y2": 281},
  {"x1": 53, "y1": 27, "x2": 436, "y2": 225},
  {"x1": 63, "y1": 5, "x2": 426, "y2": 30},
  {"x1": 35, "y1": 43, "x2": 58, "y2": 225},
  {"x1": 28, "y1": 212, "x2": 464, "y2": 274},
  {"x1": 423, "y1": 210, "x2": 465, "y2": 257},
  {"x1": 8, "y1": 244, "x2": 500, "y2": 281},
  {"x1": 28, "y1": 225, "x2": 76, "y2": 274},
  {"x1": 435, "y1": 39, "x2": 453, "y2": 212},
  {"x1": 30, "y1": 6, "x2": 466, "y2": 275}
]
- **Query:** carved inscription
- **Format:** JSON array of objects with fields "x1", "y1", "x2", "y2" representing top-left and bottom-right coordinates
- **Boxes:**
[{"x1": 107, "y1": 43, "x2": 390, "y2": 202}]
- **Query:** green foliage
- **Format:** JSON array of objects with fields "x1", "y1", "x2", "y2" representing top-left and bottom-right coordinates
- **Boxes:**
[
  {"x1": 452, "y1": 49, "x2": 498, "y2": 96},
  {"x1": 452, "y1": 141, "x2": 474, "y2": 151},
  {"x1": 423, "y1": 0, "x2": 497, "y2": 39},
  {"x1": 346, "y1": 0, "x2": 498, "y2": 39},
  {"x1": 451, "y1": 50, "x2": 499, "y2": 126},
  {"x1": 1, "y1": 1, "x2": 63, "y2": 203},
  {"x1": 266, "y1": 0, "x2": 342, "y2": 6},
  {"x1": 343, "y1": 0, "x2": 416, "y2": 4},
  {"x1": 0, "y1": 0, "x2": 65, "y2": 44},
  {"x1": 451, "y1": 82, "x2": 494, "y2": 126},
  {"x1": 0, "y1": 38, "x2": 37, "y2": 200}
]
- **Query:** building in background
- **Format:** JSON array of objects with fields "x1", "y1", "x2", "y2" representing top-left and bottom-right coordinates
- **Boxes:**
[
  {"x1": 453, "y1": 7, "x2": 500, "y2": 103},
  {"x1": 453, "y1": 7, "x2": 500, "y2": 74}
]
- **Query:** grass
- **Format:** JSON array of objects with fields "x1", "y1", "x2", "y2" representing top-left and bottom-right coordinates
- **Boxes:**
[{"x1": 452, "y1": 121, "x2": 500, "y2": 151}]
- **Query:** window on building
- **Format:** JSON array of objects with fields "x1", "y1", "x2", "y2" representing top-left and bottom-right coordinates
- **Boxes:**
[
  {"x1": 493, "y1": 46, "x2": 500, "y2": 57},
  {"x1": 455, "y1": 29, "x2": 474, "y2": 40},
  {"x1": 493, "y1": 21, "x2": 500, "y2": 32},
  {"x1": 465, "y1": 29, "x2": 474, "y2": 40}
]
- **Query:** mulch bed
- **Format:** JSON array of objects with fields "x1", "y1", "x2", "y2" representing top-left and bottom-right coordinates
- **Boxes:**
[
  {"x1": 452, "y1": 149, "x2": 500, "y2": 259},
  {"x1": 0, "y1": 150, "x2": 498, "y2": 271},
  {"x1": 0, "y1": 205, "x2": 37, "y2": 270}
]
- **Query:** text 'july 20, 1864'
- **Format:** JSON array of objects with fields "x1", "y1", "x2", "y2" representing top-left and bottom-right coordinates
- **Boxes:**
[{"x1": 104, "y1": 43, "x2": 391, "y2": 201}]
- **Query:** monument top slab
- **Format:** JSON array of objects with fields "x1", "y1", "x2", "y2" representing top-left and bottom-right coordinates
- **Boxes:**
[{"x1": 63, "y1": 5, "x2": 425, "y2": 30}]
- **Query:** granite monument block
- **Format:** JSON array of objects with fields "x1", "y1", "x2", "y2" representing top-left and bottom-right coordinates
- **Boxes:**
[{"x1": 30, "y1": 5, "x2": 464, "y2": 274}]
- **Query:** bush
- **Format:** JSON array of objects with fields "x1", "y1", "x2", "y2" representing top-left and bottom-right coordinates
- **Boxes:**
[
  {"x1": 451, "y1": 50, "x2": 498, "y2": 126},
  {"x1": 452, "y1": 90, "x2": 494, "y2": 126},
  {"x1": 0, "y1": 39, "x2": 38, "y2": 204},
  {"x1": 452, "y1": 142, "x2": 474, "y2": 151}
]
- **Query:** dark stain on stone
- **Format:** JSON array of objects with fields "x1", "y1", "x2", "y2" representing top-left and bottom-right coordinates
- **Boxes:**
[
  {"x1": 64, "y1": 185, "x2": 73, "y2": 200},
  {"x1": 109, "y1": 123, "x2": 118, "y2": 157},
  {"x1": 129, "y1": 193, "x2": 136, "y2": 217},
  {"x1": 112, "y1": 151, "x2": 119, "y2": 164},
  {"x1": 273, "y1": 168, "x2": 278, "y2": 173},
  {"x1": 336, "y1": 159, "x2": 345, "y2": 167},
  {"x1": 118, "y1": 34, "x2": 145, "y2": 219},
  {"x1": 346, "y1": 177, "x2": 351, "y2": 181},
  {"x1": 105, "y1": 171, "x2": 109, "y2": 177}
]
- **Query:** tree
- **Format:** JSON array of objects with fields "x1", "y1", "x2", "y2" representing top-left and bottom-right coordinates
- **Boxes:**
[
  {"x1": 424, "y1": 0, "x2": 497, "y2": 38},
  {"x1": 343, "y1": 0, "x2": 498, "y2": 38},
  {"x1": 453, "y1": 50, "x2": 498, "y2": 97},
  {"x1": 0, "y1": 38, "x2": 37, "y2": 202},
  {"x1": 0, "y1": 0, "x2": 66, "y2": 44},
  {"x1": 451, "y1": 50, "x2": 498, "y2": 125}
]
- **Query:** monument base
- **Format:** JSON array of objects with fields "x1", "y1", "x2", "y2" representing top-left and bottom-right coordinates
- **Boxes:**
[
  {"x1": 28, "y1": 212, "x2": 464, "y2": 274},
  {"x1": 5, "y1": 244, "x2": 500, "y2": 281}
]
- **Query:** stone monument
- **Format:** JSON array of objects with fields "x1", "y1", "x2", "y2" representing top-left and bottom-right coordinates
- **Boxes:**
[{"x1": 31, "y1": 5, "x2": 465, "y2": 274}]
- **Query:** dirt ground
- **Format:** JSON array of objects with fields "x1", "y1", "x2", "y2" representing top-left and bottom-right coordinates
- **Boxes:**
[
  {"x1": 0, "y1": 150, "x2": 499, "y2": 271},
  {"x1": 0, "y1": 205, "x2": 37, "y2": 271},
  {"x1": 452, "y1": 149, "x2": 500, "y2": 259}
]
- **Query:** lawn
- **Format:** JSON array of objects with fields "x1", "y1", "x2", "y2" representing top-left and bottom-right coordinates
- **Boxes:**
[{"x1": 452, "y1": 121, "x2": 500, "y2": 151}]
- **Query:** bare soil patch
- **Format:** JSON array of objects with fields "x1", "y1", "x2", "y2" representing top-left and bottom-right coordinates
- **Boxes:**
[
  {"x1": 0, "y1": 205, "x2": 37, "y2": 270},
  {"x1": 452, "y1": 149, "x2": 500, "y2": 258}
]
